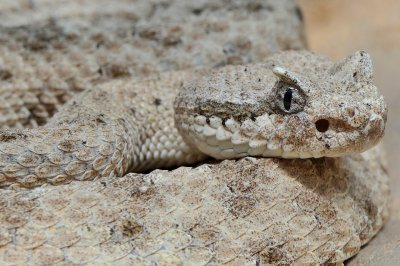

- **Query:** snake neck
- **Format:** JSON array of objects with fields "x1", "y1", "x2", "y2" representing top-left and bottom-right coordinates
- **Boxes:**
[{"x1": 0, "y1": 76, "x2": 206, "y2": 188}]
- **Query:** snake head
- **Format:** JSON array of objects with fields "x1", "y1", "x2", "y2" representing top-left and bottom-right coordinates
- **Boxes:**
[{"x1": 175, "y1": 51, "x2": 387, "y2": 159}]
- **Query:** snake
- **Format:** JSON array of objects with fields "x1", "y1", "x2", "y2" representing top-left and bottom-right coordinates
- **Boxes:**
[
  {"x1": 0, "y1": 0, "x2": 389, "y2": 265},
  {"x1": 0, "y1": 50, "x2": 387, "y2": 187}
]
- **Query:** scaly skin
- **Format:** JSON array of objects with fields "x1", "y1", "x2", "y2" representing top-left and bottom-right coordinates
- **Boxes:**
[
  {"x1": 0, "y1": 51, "x2": 387, "y2": 188},
  {"x1": 0, "y1": 51, "x2": 390, "y2": 266},
  {"x1": 0, "y1": 0, "x2": 390, "y2": 265},
  {"x1": 0, "y1": 0, "x2": 305, "y2": 129},
  {"x1": 0, "y1": 147, "x2": 389, "y2": 265},
  {"x1": 175, "y1": 51, "x2": 387, "y2": 159},
  {"x1": 0, "y1": 71, "x2": 207, "y2": 187}
]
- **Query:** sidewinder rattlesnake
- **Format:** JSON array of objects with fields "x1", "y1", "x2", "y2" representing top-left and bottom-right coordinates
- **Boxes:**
[{"x1": 0, "y1": 0, "x2": 389, "y2": 265}]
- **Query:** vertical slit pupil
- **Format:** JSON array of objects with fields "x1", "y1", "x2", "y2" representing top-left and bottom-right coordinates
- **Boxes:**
[{"x1": 283, "y1": 88, "x2": 293, "y2": 111}]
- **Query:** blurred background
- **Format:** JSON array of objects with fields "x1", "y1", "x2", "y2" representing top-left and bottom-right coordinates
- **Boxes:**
[{"x1": 297, "y1": 0, "x2": 400, "y2": 264}]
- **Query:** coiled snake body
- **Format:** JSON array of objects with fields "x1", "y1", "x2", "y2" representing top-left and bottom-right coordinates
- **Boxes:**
[{"x1": 0, "y1": 0, "x2": 389, "y2": 265}]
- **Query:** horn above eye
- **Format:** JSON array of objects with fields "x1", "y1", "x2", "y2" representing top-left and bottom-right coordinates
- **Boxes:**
[{"x1": 330, "y1": 51, "x2": 373, "y2": 83}]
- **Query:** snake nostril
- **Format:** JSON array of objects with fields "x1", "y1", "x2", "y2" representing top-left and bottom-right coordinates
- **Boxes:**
[{"x1": 315, "y1": 119, "x2": 330, "y2": 132}]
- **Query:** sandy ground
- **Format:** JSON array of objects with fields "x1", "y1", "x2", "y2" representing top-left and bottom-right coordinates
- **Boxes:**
[{"x1": 297, "y1": 0, "x2": 400, "y2": 264}]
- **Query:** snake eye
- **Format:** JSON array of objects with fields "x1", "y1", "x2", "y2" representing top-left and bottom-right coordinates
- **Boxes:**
[
  {"x1": 283, "y1": 88, "x2": 293, "y2": 111},
  {"x1": 274, "y1": 82, "x2": 306, "y2": 114}
]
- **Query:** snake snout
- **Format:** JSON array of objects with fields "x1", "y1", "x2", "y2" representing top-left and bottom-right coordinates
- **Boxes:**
[{"x1": 362, "y1": 113, "x2": 386, "y2": 137}]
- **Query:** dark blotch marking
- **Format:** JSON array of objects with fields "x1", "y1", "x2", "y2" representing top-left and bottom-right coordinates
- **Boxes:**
[
  {"x1": 315, "y1": 119, "x2": 330, "y2": 133},
  {"x1": 353, "y1": 72, "x2": 358, "y2": 78},
  {"x1": 96, "y1": 41, "x2": 104, "y2": 49},
  {"x1": 108, "y1": 64, "x2": 130, "y2": 78},
  {"x1": 222, "y1": 43, "x2": 235, "y2": 55},
  {"x1": 258, "y1": 247, "x2": 288, "y2": 265},
  {"x1": 58, "y1": 140, "x2": 75, "y2": 152},
  {"x1": 247, "y1": 2, "x2": 263, "y2": 11},
  {"x1": 96, "y1": 114, "x2": 106, "y2": 124},
  {"x1": 0, "y1": 132, "x2": 26, "y2": 142},
  {"x1": 162, "y1": 35, "x2": 181, "y2": 46},
  {"x1": 325, "y1": 143, "x2": 331, "y2": 149},
  {"x1": 130, "y1": 107, "x2": 136, "y2": 114},
  {"x1": 226, "y1": 195, "x2": 256, "y2": 218},
  {"x1": 192, "y1": 8, "x2": 203, "y2": 15},
  {"x1": 295, "y1": 7, "x2": 304, "y2": 22},
  {"x1": 21, "y1": 23, "x2": 67, "y2": 52},
  {"x1": 154, "y1": 98, "x2": 162, "y2": 106},
  {"x1": 266, "y1": 5, "x2": 275, "y2": 12},
  {"x1": 99, "y1": 64, "x2": 130, "y2": 78},
  {"x1": 0, "y1": 69, "x2": 12, "y2": 80},
  {"x1": 121, "y1": 219, "x2": 144, "y2": 238}
]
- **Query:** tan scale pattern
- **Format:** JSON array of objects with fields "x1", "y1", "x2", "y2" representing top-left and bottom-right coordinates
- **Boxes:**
[
  {"x1": 0, "y1": 147, "x2": 389, "y2": 265},
  {"x1": 0, "y1": 71, "x2": 208, "y2": 187},
  {"x1": 0, "y1": 0, "x2": 390, "y2": 264},
  {"x1": 0, "y1": 0, "x2": 305, "y2": 129}
]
